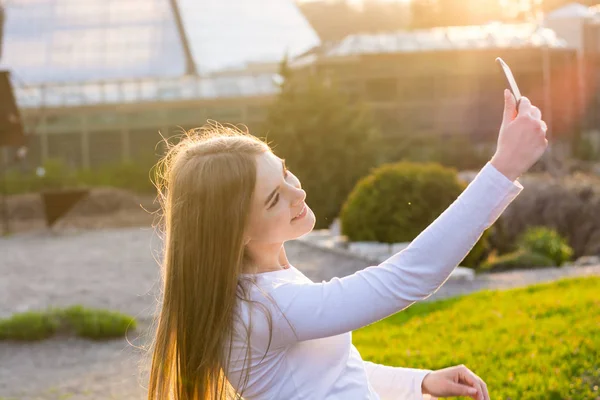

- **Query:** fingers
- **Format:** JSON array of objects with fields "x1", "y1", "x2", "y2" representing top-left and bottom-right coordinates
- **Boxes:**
[
  {"x1": 459, "y1": 365, "x2": 489, "y2": 400},
  {"x1": 541, "y1": 120, "x2": 548, "y2": 132},
  {"x1": 502, "y1": 89, "x2": 517, "y2": 122},
  {"x1": 473, "y1": 372, "x2": 490, "y2": 400},
  {"x1": 504, "y1": 94, "x2": 546, "y2": 137},
  {"x1": 530, "y1": 117, "x2": 547, "y2": 139},
  {"x1": 517, "y1": 101, "x2": 547, "y2": 139},
  {"x1": 529, "y1": 105, "x2": 542, "y2": 120},
  {"x1": 518, "y1": 96, "x2": 532, "y2": 114},
  {"x1": 445, "y1": 381, "x2": 478, "y2": 399}
]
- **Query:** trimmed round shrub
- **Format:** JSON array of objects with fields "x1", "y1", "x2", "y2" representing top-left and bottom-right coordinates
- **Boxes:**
[
  {"x1": 480, "y1": 250, "x2": 555, "y2": 273},
  {"x1": 340, "y1": 162, "x2": 490, "y2": 268},
  {"x1": 517, "y1": 227, "x2": 573, "y2": 267}
]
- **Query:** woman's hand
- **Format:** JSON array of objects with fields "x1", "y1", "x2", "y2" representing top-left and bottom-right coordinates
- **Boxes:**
[
  {"x1": 490, "y1": 89, "x2": 548, "y2": 181},
  {"x1": 421, "y1": 365, "x2": 490, "y2": 400}
]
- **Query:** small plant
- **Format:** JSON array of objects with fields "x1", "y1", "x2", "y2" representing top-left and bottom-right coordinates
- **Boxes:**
[
  {"x1": 0, "y1": 310, "x2": 60, "y2": 341},
  {"x1": 0, "y1": 306, "x2": 136, "y2": 341},
  {"x1": 517, "y1": 226, "x2": 574, "y2": 267},
  {"x1": 480, "y1": 249, "x2": 555, "y2": 273},
  {"x1": 63, "y1": 305, "x2": 137, "y2": 340}
]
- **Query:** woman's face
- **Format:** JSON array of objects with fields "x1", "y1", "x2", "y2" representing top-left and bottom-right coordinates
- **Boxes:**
[{"x1": 245, "y1": 151, "x2": 316, "y2": 245}]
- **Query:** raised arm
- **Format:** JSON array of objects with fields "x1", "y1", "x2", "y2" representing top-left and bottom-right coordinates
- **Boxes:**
[
  {"x1": 264, "y1": 92, "x2": 548, "y2": 347},
  {"x1": 263, "y1": 162, "x2": 522, "y2": 348}
]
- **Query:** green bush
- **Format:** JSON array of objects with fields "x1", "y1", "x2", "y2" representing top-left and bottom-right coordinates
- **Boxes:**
[
  {"x1": 75, "y1": 160, "x2": 156, "y2": 194},
  {"x1": 5, "y1": 158, "x2": 158, "y2": 195},
  {"x1": 384, "y1": 133, "x2": 493, "y2": 171},
  {"x1": 480, "y1": 249, "x2": 555, "y2": 272},
  {"x1": 517, "y1": 226, "x2": 574, "y2": 267},
  {"x1": 0, "y1": 310, "x2": 60, "y2": 341},
  {"x1": 0, "y1": 306, "x2": 136, "y2": 341},
  {"x1": 63, "y1": 305, "x2": 137, "y2": 340},
  {"x1": 490, "y1": 173, "x2": 600, "y2": 258},
  {"x1": 340, "y1": 161, "x2": 490, "y2": 268},
  {"x1": 5, "y1": 158, "x2": 77, "y2": 195},
  {"x1": 37, "y1": 158, "x2": 77, "y2": 190}
]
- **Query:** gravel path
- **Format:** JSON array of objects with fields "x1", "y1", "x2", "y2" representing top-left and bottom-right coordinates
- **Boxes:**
[{"x1": 1, "y1": 227, "x2": 599, "y2": 399}]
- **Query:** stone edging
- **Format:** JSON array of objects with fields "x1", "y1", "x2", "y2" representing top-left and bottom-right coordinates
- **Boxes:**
[
  {"x1": 292, "y1": 238, "x2": 378, "y2": 264},
  {"x1": 292, "y1": 238, "x2": 476, "y2": 281}
]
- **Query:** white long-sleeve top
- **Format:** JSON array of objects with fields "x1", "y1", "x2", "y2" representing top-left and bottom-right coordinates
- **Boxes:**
[{"x1": 226, "y1": 163, "x2": 523, "y2": 399}]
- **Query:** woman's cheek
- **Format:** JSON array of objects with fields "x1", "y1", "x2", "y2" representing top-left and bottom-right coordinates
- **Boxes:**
[{"x1": 264, "y1": 206, "x2": 287, "y2": 229}]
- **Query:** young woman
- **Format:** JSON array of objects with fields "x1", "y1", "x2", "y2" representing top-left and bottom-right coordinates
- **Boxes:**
[{"x1": 147, "y1": 90, "x2": 548, "y2": 400}]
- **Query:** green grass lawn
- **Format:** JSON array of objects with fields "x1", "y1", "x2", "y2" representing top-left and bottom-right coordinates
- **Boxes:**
[{"x1": 354, "y1": 277, "x2": 600, "y2": 400}]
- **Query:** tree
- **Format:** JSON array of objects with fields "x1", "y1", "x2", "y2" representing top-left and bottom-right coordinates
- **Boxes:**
[{"x1": 261, "y1": 61, "x2": 381, "y2": 229}]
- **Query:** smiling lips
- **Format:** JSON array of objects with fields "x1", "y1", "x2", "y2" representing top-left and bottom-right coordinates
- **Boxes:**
[{"x1": 292, "y1": 205, "x2": 307, "y2": 221}]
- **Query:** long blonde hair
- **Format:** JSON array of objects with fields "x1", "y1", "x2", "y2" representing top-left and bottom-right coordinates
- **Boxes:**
[{"x1": 148, "y1": 124, "x2": 271, "y2": 400}]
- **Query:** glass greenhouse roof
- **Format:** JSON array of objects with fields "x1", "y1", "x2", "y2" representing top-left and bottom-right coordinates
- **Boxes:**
[
  {"x1": 1, "y1": 0, "x2": 188, "y2": 83},
  {"x1": 0, "y1": 0, "x2": 320, "y2": 107},
  {"x1": 177, "y1": 0, "x2": 320, "y2": 74},
  {"x1": 13, "y1": 74, "x2": 280, "y2": 109},
  {"x1": 292, "y1": 22, "x2": 574, "y2": 68}
]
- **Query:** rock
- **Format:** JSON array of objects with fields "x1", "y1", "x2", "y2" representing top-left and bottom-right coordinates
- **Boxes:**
[
  {"x1": 329, "y1": 218, "x2": 342, "y2": 236},
  {"x1": 297, "y1": 235, "x2": 475, "y2": 283},
  {"x1": 298, "y1": 229, "x2": 333, "y2": 243},
  {"x1": 592, "y1": 162, "x2": 600, "y2": 177},
  {"x1": 296, "y1": 230, "x2": 349, "y2": 250},
  {"x1": 457, "y1": 170, "x2": 478, "y2": 184},
  {"x1": 451, "y1": 266, "x2": 476, "y2": 281},
  {"x1": 391, "y1": 242, "x2": 410, "y2": 253},
  {"x1": 347, "y1": 241, "x2": 391, "y2": 261},
  {"x1": 573, "y1": 255, "x2": 600, "y2": 266}
]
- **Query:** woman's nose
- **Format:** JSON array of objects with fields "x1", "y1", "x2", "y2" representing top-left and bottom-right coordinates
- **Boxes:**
[{"x1": 291, "y1": 187, "x2": 306, "y2": 207}]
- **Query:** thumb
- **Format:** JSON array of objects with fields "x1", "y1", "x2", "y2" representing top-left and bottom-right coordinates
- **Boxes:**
[
  {"x1": 502, "y1": 89, "x2": 517, "y2": 123},
  {"x1": 446, "y1": 381, "x2": 478, "y2": 398}
]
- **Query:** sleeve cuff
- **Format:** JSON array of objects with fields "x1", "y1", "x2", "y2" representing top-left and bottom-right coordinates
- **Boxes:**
[
  {"x1": 481, "y1": 162, "x2": 524, "y2": 191},
  {"x1": 413, "y1": 369, "x2": 433, "y2": 400},
  {"x1": 465, "y1": 162, "x2": 524, "y2": 218},
  {"x1": 387, "y1": 367, "x2": 433, "y2": 400}
]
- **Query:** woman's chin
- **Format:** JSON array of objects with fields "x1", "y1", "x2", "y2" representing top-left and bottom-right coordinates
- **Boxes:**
[{"x1": 290, "y1": 208, "x2": 316, "y2": 238}]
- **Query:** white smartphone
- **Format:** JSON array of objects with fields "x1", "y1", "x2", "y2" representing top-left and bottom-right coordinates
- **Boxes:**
[{"x1": 495, "y1": 57, "x2": 522, "y2": 109}]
